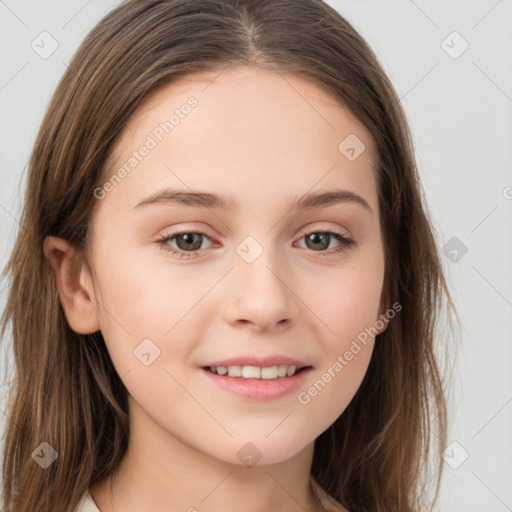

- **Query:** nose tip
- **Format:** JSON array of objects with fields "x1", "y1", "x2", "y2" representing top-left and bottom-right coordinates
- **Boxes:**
[{"x1": 221, "y1": 260, "x2": 298, "y2": 332}]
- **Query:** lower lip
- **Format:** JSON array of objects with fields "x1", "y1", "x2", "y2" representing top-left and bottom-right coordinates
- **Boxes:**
[{"x1": 200, "y1": 367, "x2": 312, "y2": 401}]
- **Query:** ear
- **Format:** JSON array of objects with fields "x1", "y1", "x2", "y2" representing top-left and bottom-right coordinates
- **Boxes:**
[{"x1": 43, "y1": 236, "x2": 100, "y2": 334}]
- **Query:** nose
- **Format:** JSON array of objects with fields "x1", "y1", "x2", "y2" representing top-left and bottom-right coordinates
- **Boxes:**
[{"x1": 221, "y1": 254, "x2": 299, "y2": 333}]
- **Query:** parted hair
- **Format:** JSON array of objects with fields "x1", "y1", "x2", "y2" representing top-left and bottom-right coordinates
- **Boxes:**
[{"x1": 1, "y1": 1, "x2": 455, "y2": 511}]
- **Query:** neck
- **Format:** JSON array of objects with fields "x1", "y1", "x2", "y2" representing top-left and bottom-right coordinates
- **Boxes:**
[{"x1": 90, "y1": 398, "x2": 325, "y2": 512}]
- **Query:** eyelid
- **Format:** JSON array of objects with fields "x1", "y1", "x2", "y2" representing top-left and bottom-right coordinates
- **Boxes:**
[
  {"x1": 156, "y1": 225, "x2": 217, "y2": 242},
  {"x1": 157, "y1": 223, "x2": 351, "y2": 244},
  {"x1": 298, "y1": 223, "x2": 352, "y2": 239}
]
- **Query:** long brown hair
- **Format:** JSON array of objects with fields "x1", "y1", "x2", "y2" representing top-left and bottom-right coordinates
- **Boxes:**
[{"x1": 1, "y1": 1, "x2": 456, "y2": 510}]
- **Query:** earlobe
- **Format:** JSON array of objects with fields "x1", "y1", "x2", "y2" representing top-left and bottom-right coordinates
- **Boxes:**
[{"x1": 43, "y1": 236, "x2": 100, "y2": 334}]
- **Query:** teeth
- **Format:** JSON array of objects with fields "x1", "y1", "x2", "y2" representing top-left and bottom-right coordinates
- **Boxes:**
[
  {"x1": 286, "y1": 365, "x2": 297, "y2": 376},
  {"x1": 261, "y1": 366, "x2": 277, "y2": 379},
  {"x1": 227, "y1": 366, "x2": 241, "y2": 377},
  {"x1": 277, "y1": 365, "x2": 288, "y2": 377},
  {"x1": 209, "y1": 364, "x2": 301, "y2": 379},
  {"x1": 242, "y1": 366, "x2": 260, "y2": 378}
]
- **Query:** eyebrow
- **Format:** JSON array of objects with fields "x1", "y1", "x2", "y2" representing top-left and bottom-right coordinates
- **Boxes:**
[{"x1": 134, "y1": 187, "x2": 373, "y2": 213}]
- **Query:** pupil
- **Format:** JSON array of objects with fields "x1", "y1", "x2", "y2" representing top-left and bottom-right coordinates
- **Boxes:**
[
  {"x1": 307, "y1": 233, "x2": 329, "y2": 250},
  {"x1": 178, "y1": 233, "x2": 202, "y2": 251}
]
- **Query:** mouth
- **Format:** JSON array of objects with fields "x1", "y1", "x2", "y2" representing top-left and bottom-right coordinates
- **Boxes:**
[
  {"x1": 200, "y1": 363, "x2": 313, "y2": 401},
  {"x1": 202, "y1": 364, "x2": 311, "y2": 379}
]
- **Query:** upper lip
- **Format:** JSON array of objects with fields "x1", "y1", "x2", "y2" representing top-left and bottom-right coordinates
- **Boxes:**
[{"x1": 202, "y1": 356, "x2": 311, "y2": 368}]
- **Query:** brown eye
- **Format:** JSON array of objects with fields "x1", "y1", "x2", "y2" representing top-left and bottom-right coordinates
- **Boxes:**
[
  {"x1": 297, "y1": 230, "x2": 355, "y2": 255},
  {"x1": 156, "y1": 230, "x2": 214, "y2": 259},
  {"x1": 304, "y1": 232, "x2": 331, "y2": 251},
  {"x1": 174, "y1": 233, "x2": 204, "y2": 251}
]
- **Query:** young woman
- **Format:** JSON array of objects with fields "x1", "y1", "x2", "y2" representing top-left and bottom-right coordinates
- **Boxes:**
[{"x1": 0, "y1": 1, "x2": 455, "y2": 511}]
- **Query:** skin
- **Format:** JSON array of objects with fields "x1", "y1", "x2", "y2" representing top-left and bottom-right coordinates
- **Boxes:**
[{"x1": 44, "y1": 65, "x2": 387, "y2": 512}]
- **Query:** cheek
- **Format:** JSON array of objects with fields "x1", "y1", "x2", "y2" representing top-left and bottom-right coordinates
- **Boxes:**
[
  {"x1": 301, "y1": 260, "x2": 384, "y2": 344},
  {"x1": 297, "y1": 340, "x2": 374, "y2": 430},
  {"x1": 293, "y1": 261, "x2": 382, "y2": 415},
  {"x1": 295, "y1": 269, "x2": 380, "y2": 420},
  {"x1": 94, "y1": 247, "x2": 203, "y2": 334},
  {"x1": 91, "y1": 247, "x2": 215, "y2": 377}
]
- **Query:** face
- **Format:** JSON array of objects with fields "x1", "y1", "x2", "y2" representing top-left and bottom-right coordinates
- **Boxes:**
[{"x1": 83, "y1": 65, "x2": 386, "y2": 466}]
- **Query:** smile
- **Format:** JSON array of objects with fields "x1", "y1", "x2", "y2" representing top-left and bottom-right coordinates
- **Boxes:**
[{"x1": 206, "y1": 364, "x2": 306, "y2": 379}]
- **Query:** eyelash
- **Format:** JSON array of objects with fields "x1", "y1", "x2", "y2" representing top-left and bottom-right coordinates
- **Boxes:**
[{"x1": 155, "y1": 228, "x2": 355, "y2": 260}]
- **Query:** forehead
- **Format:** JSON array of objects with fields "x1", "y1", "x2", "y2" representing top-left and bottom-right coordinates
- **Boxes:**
[{"x1": 100, "y1": 65, "x2": 378, "y2": 214}]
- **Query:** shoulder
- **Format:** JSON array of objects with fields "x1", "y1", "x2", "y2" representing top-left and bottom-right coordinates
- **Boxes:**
[
  {"x1": 75, "y1": 490, "x2": 101, "y2": 512},
  {"x1": 311, "y1": 477, "x2": 350, "y2": 512}
]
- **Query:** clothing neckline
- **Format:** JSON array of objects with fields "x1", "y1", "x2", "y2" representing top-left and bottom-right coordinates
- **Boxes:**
[{"x1": 77, "y1": 490, "x2": 100, "y2": 511}]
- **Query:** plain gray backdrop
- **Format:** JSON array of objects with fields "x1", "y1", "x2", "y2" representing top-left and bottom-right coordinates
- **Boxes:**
[{"x1": 1, "y1": 1, "x2": 511, "y2": 510}]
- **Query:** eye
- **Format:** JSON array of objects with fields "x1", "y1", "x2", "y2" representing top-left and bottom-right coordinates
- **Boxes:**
[
  {"x1": 155, "y1": 228, "x2": 355, "y2": 259},
  {"x1": 156, "y1": 230, "x2": 214, "y2": 259},
  {"x1": 295, "y1": 229, "x2": 355, "y2": 256}
]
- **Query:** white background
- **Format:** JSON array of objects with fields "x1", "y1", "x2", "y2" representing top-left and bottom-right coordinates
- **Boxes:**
[{"x1": 1, "y1": 1, "x2": 511, "y2": 510}]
